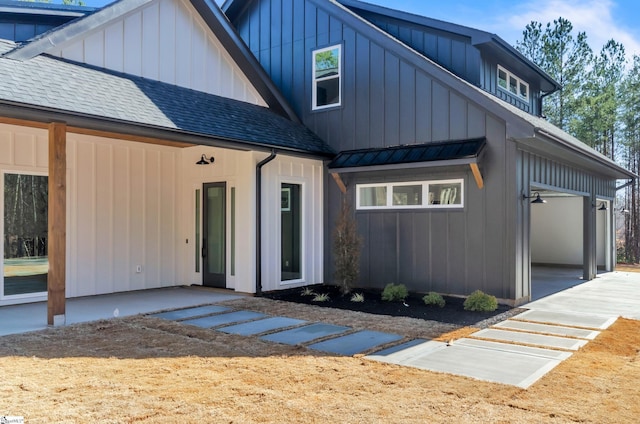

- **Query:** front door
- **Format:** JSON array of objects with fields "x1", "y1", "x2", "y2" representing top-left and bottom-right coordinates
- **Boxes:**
[{"x1": 202, "y1": 182, "x2": 226, "y2": 288}]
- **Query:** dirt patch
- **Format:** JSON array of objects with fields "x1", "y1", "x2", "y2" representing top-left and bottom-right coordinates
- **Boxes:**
[{"x1": 0, "y1": 301, "x2": 638, "y2": 423}]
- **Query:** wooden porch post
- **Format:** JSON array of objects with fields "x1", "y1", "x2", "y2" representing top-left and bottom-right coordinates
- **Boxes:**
[{"x1": 48, "y1": 122, "x2": 66, "y2": 326}]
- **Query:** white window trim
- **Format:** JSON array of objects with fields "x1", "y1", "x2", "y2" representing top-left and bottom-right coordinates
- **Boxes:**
[
  {"x1": 312, "y1": 44, "x2": 342, "y2": 111},
  {"x1": 497, "y1": 65, "x2": 529, "y2": 101},
  {"x1": 356, "y1": 179, "x2": 464, "y2": 210}
]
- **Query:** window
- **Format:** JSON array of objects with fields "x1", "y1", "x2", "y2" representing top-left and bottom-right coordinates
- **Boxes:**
[
  {"x1": 356, "y1": 179, "x2": 463, "y2": 210},
  {"x1": 312, "y1": 45, "x2": 341, "y2": 110},
  {"x1": 3, "y1": 173, "x2": 48, "y2": 296},
  {"x1": 281, "y1": 183, "x2": 302, "y2": 281},
  {"x1": 497, "y1": 65, "x2": 529, "y2": 101}
]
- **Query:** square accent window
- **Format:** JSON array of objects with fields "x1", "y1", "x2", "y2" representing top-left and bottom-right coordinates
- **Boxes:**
[
  {"x1": 357, "y1": 179, "x2": 463, "y2": 210},
  {"x1": 497, "y1": 65, "x2": 529, "y2": 101},
  {"x1": 313, "y1": 45, "x2": 341, "y2": 110}
]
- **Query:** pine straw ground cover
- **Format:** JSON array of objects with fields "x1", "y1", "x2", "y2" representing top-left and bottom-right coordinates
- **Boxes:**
[{"x1": 0, "y1": 297, "x2": 638, "y2": 423}]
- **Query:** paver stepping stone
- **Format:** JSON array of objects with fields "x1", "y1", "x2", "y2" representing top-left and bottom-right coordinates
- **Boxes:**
[
  {"x1": 308, "y1": 330, "x2": 403, "y2": 355},
  {"x1": 494, "y1": 320, "x2": 600, "y2": 340},
  {"x1": 219, "y1": 317, "x2": 307, "y2": 336},
  {"x1": 367, "y1": 339, "x2": 567, "y2": 389},
  {"x1": 472, "y1": 328, "x2": 588, "y2": 350},
  {"x1": 150, "y1": 305, "x2": 230, "y2": 320},
  {"x1": 183, "y1": 311, "x2": 267, "y2": 328},
  {"x1": 454, "y1": 338, "x2": 573, "y2": 360},
  {"x1": 370, "y1": 339, "x2": 429, "y2": 357},
  {"x1": 260, "y1": 323, "x2": 350, "y2": 345},
  {"x1": 513, "y1": 310, "x2": 617, "y2": 330}
]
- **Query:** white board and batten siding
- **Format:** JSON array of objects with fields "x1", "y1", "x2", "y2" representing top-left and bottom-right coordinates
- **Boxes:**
[
  {"x1": 0, "y1": 123, "x2": 184, "y2": 304},
  {"x1": 66, "y1": 134, "x2": 182, "y2": 298},
  {"x1": 260, "y1": 155, "x2": 324, "y2": 292},
  {"x1": 47, "y1": 0, "x2": 266, "y2": 106},
  {"x1": 180, "y1": 148, "x2": 325, "y2": 294}
]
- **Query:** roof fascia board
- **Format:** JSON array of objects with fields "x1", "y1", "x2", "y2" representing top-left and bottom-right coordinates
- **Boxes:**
[
  {"x1": 0, "y1": 101, "x2": 331, "y2": 159},
  {"x1": 330, "y1": 157, "x2": 477, "y2": 173},
  {"x1": 4, "y1": 0, "x2": 154, "y2": 61},
  {"x1": 190, "y1": 0, "x2": 300, "y2": 122}
]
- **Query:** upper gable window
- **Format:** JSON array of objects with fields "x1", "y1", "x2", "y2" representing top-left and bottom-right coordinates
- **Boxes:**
[
  {"x1": 312, "y1": 45, "x2": 341, "y2": 110},
  {"x1": 497, "y1": 65, "x2": 529, "y2": 101}
]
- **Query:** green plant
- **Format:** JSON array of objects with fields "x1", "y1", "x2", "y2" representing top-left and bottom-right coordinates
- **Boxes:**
[
  {"x1": 312, "y1": 293, "x2": 330, "y2": 302},
  {"x1": 463, "y1": 290, "x2": 498, "y2": 312},
  {"x1": 333, "y1": 198, "x2": 363, "y2": 295},
  {"x1": 381, "y1": 283, "x2": 408, "y2": 302},
  {"x1": 422, "y1": 292, "x2": 445, "y2": 308},
  {"x1": 300, "y1": 287, "x2": 316, "y2": 297},
  {"x1": 350, "y1": 292, "x2": 365, "y2": 303}
]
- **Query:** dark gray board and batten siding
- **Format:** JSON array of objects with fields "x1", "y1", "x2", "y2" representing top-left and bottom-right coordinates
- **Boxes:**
[
  {"x1": 228, "y1": 0, "x2": 623, "y2": 303},
  {"x1": 231, "y1": 0, "x2": 516, "y2": 299}
]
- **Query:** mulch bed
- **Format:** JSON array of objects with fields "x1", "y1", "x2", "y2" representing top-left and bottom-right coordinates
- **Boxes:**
[{"x1": 261, "y1": 284, "x2": 519, "y2": 327}]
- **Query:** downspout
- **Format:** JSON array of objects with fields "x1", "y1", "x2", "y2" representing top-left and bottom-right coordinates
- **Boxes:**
[
  {"x1": 538, "y1": 89, "x2": 557, "y2": 118},
  {"x1": 255, "y1": 150, "x2": 277, "y2": 295}
]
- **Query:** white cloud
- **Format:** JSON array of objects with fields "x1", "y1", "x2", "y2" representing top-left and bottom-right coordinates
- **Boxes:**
[{"x1": 502, "y1": 0, "x2": 640, "y2": 59}]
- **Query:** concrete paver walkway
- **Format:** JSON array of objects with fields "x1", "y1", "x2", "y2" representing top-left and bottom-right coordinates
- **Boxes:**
[{"x1": 367, "y1": 271, "x2": 640, "y2": 388}]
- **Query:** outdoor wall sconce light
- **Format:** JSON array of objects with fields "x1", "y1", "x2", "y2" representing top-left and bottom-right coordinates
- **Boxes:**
[
  {"x1": 596, "y1": 202, "x2": 608, "y2": 211},
  {"x1": 522, "y1": 192, "x2": 546, "y2": 204},
  {"x1": 196, "y1": 154, "x2": 215, "y2": 165}
]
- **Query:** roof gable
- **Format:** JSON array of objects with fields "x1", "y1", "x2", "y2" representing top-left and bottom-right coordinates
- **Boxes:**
[{"x1": 4, "y1": 0, "x2": 299, "y2": 121}]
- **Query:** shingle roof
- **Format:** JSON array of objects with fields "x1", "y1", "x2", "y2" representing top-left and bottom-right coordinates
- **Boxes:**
[
  {"x1": 0, "y1": 40, "x2": 333, "y2": 156},
  {"x1": 328, "y1": 138, "x2": 485, "y2": 169}
]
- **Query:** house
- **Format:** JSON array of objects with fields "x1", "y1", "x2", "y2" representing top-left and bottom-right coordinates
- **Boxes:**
[
  {"x1": 0, "y1": 0, "x2": 634, "y2": 326},
  {"x1": 221, "y1": 0, "x2": 635, "y2": 304},
  {"x1": 0, "y1": 0, "x2": 331, "y2": 324}
]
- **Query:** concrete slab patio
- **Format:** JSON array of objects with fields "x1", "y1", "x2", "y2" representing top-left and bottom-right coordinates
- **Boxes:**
[{"x1": 0, "y1": 286, "x2": 241, "y2": 336}]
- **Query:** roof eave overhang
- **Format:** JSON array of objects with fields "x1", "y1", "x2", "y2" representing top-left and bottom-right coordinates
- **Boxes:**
[
  {"x1": 515, "y1": 129, "x2": 637, "y2": 180},
  {"x1": 0, "y1": 101, "x2": 332, "y2": 160}
]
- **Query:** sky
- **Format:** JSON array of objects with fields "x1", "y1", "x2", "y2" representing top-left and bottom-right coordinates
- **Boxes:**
[{"x1": 77, "y1": 0, "x2": 640, "y2": 59}]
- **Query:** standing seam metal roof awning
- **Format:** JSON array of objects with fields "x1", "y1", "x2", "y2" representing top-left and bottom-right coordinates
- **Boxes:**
[{"x1": 328, "y1": 138, "x2": 486, "y2": 172}]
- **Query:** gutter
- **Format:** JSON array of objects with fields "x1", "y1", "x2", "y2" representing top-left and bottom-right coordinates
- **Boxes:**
[{"x1": 255, "y1": 150, "x2": 277, "y2": 295}]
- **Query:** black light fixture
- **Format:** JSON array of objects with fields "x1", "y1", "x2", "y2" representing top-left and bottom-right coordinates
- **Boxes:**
[
  {"x1": 196, "y1": 154, "x2": 214, "y2": 165},
  {"x1": 598, "y1": 203, "x2": 607, "y2": 211},
  {"x1": 523, "y1": 191, "x2": 546, "y2": 204}
]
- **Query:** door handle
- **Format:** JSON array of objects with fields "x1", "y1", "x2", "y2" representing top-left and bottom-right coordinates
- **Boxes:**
[{"x1": 202, "y1": 240, "x2": 207, "y2": 258}]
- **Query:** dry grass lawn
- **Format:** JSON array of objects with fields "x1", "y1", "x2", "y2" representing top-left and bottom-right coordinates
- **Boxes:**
[{"x1": 0, "y1": 297, "x2": 638, "y2": 423}]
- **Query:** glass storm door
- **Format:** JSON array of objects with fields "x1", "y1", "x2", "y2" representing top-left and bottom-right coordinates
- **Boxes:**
[
  {"x1": 202, "y1": 182, "x2": 226, "y2": 288},
  {"x1": 3, "y1": 173, "x2": 48, "y2": 296}
]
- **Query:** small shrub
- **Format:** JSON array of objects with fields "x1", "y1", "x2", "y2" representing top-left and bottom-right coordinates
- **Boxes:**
[
  {"x1": 463, "y1": 290, "x2": 498, "y2": 312},
  {"x1": 300, "y1": 287, "x2": 316, "y2": 297},
  {"x1": 312, "y1": 293, "x2": 330, "y2": 302},
  {"x1": 350, "y1": 292, "x2": 365, "y2": 303},
  {"x1": 422, "y1": 292, "x2": 445, "y2": 308},
  {"x1": 381, "y1": 283, "x2": 408, "y2": 302}
]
